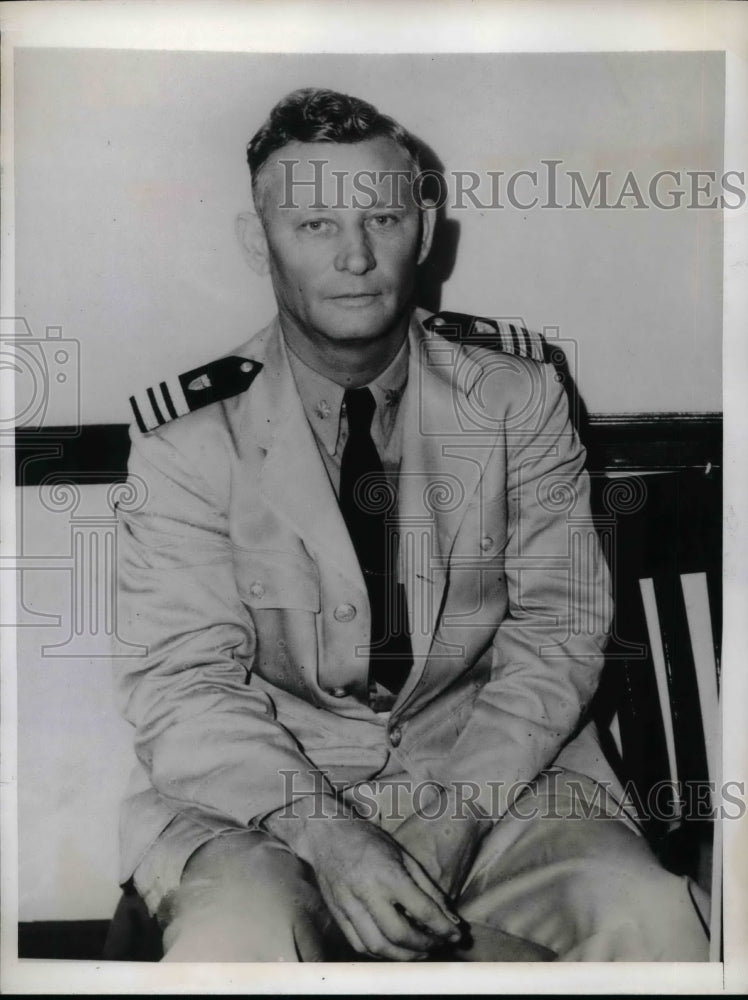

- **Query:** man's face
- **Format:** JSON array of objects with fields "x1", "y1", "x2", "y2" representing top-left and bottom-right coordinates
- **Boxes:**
[{"x1": 253, "y1": 137, "x2": 434, "y2": 350}]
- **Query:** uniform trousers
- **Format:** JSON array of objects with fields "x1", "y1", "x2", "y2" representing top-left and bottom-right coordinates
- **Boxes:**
[{"x1": 132, "y1": 765, "x2": 710, "y2": 963}]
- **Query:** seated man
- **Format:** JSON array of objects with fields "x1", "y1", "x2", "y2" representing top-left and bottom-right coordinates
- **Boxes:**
[{"x1": 115, "y1": 87, "x2": 709, "y2": 962}]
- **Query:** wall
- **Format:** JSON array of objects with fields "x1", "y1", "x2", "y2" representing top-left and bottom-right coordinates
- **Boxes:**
[
  {"x1": 16, "y1": 484, "x2": 136, "y2": 921},
  {"x1": 14, "y1": 49, "x2": 724, "y2": 423}
]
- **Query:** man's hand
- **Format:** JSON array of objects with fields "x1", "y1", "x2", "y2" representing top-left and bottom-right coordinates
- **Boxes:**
[
  {"x1": 393, "y1": 784, "x2": 493, "y2": 898},
  {"x1": 263, "y1": 794, "x2": 463, "y2": 961}
]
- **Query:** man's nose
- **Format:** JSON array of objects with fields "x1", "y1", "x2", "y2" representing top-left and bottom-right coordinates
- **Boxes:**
[{"x1": 334, "y1": 226, "x2": 376, "y2": 274}]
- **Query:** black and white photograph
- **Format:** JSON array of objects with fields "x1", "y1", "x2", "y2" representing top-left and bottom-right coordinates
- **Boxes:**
[{"x1": 2, "y1": 1, "x2": 746, "y2": 993}]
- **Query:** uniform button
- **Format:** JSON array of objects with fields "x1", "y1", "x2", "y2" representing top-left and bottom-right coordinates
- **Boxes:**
[
  {"x1": 480, "y1": 535, "x2": 494, "y2": 552},
  {"x1": 389, "y1": 726, "x2": 402, "y2": 747},
  {"x1": 334, "y1": 603, "x2": 357, "y2": 623},
  {"x1": 329, "y1": 686, "x2": 347, "y2": 698},
  {"x1": 249, "y1": 581, "x2": 265, "y2": 598},
  {"x1": 240, "y1": 361, "x2": 255, "y2": 373}
]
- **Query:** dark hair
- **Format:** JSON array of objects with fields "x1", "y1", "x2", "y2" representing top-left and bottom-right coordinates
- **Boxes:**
[{"x1": 246, "y1": 87, "x2": 423, "y2": 189}]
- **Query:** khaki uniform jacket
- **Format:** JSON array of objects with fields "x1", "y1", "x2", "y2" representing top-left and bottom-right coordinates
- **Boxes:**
[{"x1": 115, "y1": 309, "x2": 619, "y2": 884}]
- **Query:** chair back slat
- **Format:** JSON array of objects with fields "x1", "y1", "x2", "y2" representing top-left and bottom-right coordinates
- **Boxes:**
[
  {"x1": 639, "y1": 577, "x2": 681, "y2": 822},
  {"x1": 680, "y1": 572, "x2": 720, "y2": 788}
]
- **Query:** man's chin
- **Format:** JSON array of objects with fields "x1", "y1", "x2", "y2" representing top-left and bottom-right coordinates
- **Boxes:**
[{"x1": 312, "y1": 300, "x2": 409, "y2": 344}]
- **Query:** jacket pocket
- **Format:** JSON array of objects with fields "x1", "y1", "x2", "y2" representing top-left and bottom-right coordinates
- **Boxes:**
[{"x1": 232, "y1": 548, "x2": 320, "y2": 612}]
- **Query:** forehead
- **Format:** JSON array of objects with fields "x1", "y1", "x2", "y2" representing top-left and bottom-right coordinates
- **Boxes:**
[{"x1": 255, "y1": 137, "x2": 417, "y2": 214}]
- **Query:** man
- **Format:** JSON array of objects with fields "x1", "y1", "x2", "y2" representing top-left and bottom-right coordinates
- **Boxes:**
[{"x1": 115, "y1": 88, "x2": 709, "y2": 962}]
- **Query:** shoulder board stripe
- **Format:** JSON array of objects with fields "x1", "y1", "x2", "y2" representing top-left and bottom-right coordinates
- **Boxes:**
[
  {"x1": 129, "y1": 395, "x2": 147, "y2": 434},
  {"x1": 520, "y1": 325, "x2": 532, "y2": 357},
  {"x1": 129, "y1": 356, "x2": 263, "y2": 432},
  {"x1": 500, "y1": 324, "x2": 513, "y2": 355},
  {"x1": 161, "y1": 374, "x2": 191, "y2": 419},
  {"x1": 138, "y1": 387, "x2": 162, "y2": 430},
  {"x1": 159, "y1": 380, "x2": 178, "y2": 420},
  {"x1": 146, "y1": 386, "x2": 164, "y2": 426},
  {"x1": 508, "y1": 323, "x2": 521, "y2": 357},
  {"x1": 424, "y1": 311, "x2": 549, "y2": 363},
  {"x1": 131, "y1": 378, "x2": 185, "y2": 429}
]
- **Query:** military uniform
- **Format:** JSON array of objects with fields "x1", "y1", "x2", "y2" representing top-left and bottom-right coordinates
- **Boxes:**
[{"x1": 115, "y1": 308, "x2": 709, "y2": 961}]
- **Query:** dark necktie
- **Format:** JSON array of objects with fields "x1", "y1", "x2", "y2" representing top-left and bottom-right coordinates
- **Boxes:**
[{"x1": 339, "y1": 387, "x2": 413, "y2": 694}]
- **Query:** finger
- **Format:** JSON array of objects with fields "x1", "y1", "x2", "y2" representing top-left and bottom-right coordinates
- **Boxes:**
[
  {"x1": 366, "y1": 896, "x2": 442, "y2": 953},
  {"x1": 332, "y1": 912, "x2": 369, "y2": 957},
  {"x1": 322, "y1": 885, "x2": 421, "y2": 961},
  {"x1": 399, "y1": 855, "x2": 462, "y2": 936},
  {"x1": 400, "y1": 851, "x2": 451, "y2": 910},
  {"x1": 345, "y1": 897, "x2": 430, "y2": 962},
  {"x1": 313, "y1": 884, "x2": 370, "y2": 957}
]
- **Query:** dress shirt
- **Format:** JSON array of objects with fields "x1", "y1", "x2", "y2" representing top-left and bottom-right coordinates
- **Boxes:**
[
  {"x1": 284, "y1": 330, "x2": 410, "y2": 713},
  {"x1": 284, "y1": 333, "x2": 409, "y2": 497}
]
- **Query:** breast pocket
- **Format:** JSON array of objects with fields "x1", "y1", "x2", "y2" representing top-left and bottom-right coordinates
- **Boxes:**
[
  {"x1": 232, "y1": 548, "x2": 321, "y2": 700},
  {"x1": 233, "y1": 548, "x2": 321, "y2": 612}
]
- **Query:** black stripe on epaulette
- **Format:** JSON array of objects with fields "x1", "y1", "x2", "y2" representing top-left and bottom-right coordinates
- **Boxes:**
[
  {"x1": 129, "y1": 357, "x2": 263, "y2": 432},
  {"x1": 508, "y1": 323, "x2": 521, "y2": 356},
  {"x1": 129, "y1": 395, "x2": 147, "y2": 434},
  {"x1": 423, "y1": 310, "x2": 551, "y2": 363},
  {"x1": 160, "y1": 381, "x2": 178, "y2": 420},
  {"x1": 147, "y1": 386, "x2": 165, "y2": 426}
]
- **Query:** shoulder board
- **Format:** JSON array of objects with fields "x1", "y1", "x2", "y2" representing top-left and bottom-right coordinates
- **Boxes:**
[
  {"x1": 129, "y1": 356, "x2": 263, "y2": 433},
  {"x1": 423, "y1": 311, "x2": 550, "y2": 363}
]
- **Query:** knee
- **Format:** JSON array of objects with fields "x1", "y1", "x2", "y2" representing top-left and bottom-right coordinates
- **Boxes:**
[
  {"x1": 160, "y1": 832, "x2": 332, "y2": 962},
  {"x1": 570, "y1": 860, "x2": 709, "y2": 961}
]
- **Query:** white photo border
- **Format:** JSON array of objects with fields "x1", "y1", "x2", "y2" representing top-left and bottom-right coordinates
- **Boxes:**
[{"x1": 1, "y1": 0, "x2": 745, "y2": 994}]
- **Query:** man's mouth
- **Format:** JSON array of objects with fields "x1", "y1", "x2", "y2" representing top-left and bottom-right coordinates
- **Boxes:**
[{"x1": 328, "y1": 292, "x2": 381, "y2": 308}]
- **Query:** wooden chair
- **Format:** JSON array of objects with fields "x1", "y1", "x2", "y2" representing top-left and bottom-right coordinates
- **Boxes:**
[{"x1": 592, "y1": 467, "x2": 721, "y2": 960}]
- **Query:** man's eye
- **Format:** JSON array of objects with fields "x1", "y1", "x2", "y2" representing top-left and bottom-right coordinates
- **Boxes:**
[
  {"x1": 367, "y1": 214, "x2": 399, "y2": 230},
  {"x1": 300, "y1": 219, "x2": 333, "y2": 233}
]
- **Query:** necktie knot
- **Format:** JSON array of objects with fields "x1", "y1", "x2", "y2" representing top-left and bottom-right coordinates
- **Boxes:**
[{"x1": 343, "y1": 387, "x2": 376, "y2": 435}]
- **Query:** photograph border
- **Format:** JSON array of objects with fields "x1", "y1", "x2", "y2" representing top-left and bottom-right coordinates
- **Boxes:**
[{"x1": 1, "y1": 1, "x2": 746, "y2": 994}]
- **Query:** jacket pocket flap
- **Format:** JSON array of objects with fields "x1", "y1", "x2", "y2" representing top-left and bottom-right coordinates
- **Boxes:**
[{"x1": 233, "y1": 548, "x2": 320, "y2": 612}]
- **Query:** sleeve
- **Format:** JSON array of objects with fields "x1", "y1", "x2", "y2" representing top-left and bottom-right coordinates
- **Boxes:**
[
  {"x1": 432, "y1": 363, "x2": 612, "y2": 818},
  {"x1": 114, "y1": 423, "x2": 337, "y2": 830}
]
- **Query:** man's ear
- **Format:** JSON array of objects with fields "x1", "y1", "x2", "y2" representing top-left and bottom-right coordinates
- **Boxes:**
[
  {"x1": 417, "y1": 201, "x2": 437, "y2": 265},
  {"x1": 236, "y1": 211, "x2": 270, "y2": 276}
]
